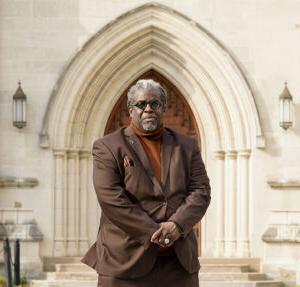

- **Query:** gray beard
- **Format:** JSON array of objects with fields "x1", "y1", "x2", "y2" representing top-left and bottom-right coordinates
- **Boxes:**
[{"x1": 141, "y1": 122, "x2": 158, "y2": 132}]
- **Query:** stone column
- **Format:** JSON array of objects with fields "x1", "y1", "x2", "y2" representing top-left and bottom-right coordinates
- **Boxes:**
[
  {"x1": 66, "y1": 150, "x2": 79, "y2": 256},
  {"x1": 214, "y1": 150, "x2": 225, "y2": 256},
  {"x1": 236, "y1": 149, "x2": 251, "y2": 257},
  {"x1": 53, "y1": 150, "x2": 67, "y2": 256},
  {"x1": 79, "y1": 150, "x2": 90, "y2": 254},
  {"x1": 224, "y1": 150, "x2": 237, "y2": 257}
]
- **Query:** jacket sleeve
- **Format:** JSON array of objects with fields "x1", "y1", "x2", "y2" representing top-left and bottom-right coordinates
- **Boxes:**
[
  {"x1": 92, "y1": 139, "x2": 160, "y2": 247},
  {"x1": 168, "y1": 139, "x2": 211, "y2": 238}
]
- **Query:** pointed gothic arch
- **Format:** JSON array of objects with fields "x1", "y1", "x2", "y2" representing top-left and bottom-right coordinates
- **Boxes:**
[{"x1": 40, "y1": 2, "x2": 264, "y2": 257}]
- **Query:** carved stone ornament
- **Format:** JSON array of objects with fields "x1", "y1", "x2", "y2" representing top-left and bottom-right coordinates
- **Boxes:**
[
  {"x1": 0, "y1": 219, "x2": 43, "y2": 241},
  {"x1": 0, "y1": 176, "x2": 39, "y2": 188},
  {"x1": 267, "y1": 179, "x2": 300, "y2": 188},
  {"x1": 262, "y1": 224, "x2": 300, "y2": 243}
]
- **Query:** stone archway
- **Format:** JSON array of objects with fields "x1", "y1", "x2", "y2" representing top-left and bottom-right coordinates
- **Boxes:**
[{"x1": 40, "y1": 3, "x2": 264, "y2": 257}]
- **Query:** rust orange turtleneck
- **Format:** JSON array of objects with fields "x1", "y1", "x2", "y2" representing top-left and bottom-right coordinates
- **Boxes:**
[{"x1": 130, "y1": 122, "x2": 164, "y2": 184}]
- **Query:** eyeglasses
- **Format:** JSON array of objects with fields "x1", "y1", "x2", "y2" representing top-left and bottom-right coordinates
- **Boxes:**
[{"x1": 131, "y1": 100, "x2": 163, "y2": 111}]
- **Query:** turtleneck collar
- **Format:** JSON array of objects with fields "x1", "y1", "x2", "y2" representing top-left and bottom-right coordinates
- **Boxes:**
[{"x1": 130, "y1": 122, "x2": 164, "y2": 140}]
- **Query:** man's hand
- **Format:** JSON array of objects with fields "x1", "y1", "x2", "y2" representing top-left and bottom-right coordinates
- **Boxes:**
[{"x1": 151, "y1": 221, "x2": 181, "y2": 247}]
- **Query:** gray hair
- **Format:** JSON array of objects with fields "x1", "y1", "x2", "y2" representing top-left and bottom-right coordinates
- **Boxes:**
[{"x1": 127, "y1": 79, "x2": 167, "y2": 107}]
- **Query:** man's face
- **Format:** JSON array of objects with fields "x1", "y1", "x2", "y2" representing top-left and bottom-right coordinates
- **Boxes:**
[{"x1": 129, "y1": 89, "x2": 165, "y2": 133}]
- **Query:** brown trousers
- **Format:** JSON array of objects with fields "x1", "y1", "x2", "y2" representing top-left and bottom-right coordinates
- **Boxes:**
[{"x1": 97, "y1": 253, "x2": 199, "y2": 287}]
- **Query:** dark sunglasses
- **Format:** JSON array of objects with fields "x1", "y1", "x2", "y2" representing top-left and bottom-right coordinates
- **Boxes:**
[{"x1": 131, "y1": 100, "x2": 163, "y2": 111}]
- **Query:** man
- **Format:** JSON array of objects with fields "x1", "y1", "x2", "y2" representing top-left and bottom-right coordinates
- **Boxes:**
[{"x1": 82, "y1": 79, "x2": 211, "y2": 287}]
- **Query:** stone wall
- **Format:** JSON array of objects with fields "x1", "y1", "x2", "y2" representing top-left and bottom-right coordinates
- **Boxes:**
[{"x1": 0, "y1": 0, "x2": 300, "y2": 279}]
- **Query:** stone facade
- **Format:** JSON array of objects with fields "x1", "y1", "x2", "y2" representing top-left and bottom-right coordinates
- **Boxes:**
[{"x1": 0, "y1": 0, "x2": 300, "y2": 284}]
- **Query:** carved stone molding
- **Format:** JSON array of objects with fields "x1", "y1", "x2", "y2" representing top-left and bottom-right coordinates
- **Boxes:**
[
  {"x1": 0, "y1": 220, "x2": 43, "y2": 241},
  {"x1": 0, "y1": 177, "x2": 39, "y2": 188},
  {"x1": 267, "y1": 179, "x2": 300, "y2": 188},
  {"x1": 263, "y1": 210, "x2": 300, "y2": 243},
  {"x1": 262, "y1": 224, "x2": 300, "y2": 243},
  {"x1": 40, "y1": 3, "x2": 264, "y2": 150}
]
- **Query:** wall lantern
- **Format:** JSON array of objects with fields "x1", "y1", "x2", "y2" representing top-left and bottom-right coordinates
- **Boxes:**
[
  {"x1": 13, "y1": 81, "x2": 27, "y2": 129},
  {"x1": 279, "y1": 81, "x2": 293, "y2": 130}
]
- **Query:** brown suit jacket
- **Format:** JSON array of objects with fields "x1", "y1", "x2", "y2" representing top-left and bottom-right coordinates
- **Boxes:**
[{"x1": 81, "y1": 127, "x2": 211, "y2": 279}]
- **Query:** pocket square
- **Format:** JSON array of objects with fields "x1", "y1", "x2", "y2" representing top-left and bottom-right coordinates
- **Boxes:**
[{"x1": 124, "y1": 155, "x2": 134, "y2": 168}]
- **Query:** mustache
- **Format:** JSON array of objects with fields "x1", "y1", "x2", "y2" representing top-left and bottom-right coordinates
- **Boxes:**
[{"x1": 142, "y1": 115, "x2": 157, "y2": 119}]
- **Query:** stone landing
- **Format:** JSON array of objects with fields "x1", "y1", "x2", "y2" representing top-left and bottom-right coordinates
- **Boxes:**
[{"x1": 30, "y1": 257, "x2": 284, "y2": 287}]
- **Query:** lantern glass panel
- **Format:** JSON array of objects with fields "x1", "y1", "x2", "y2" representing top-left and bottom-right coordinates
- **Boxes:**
[
  {"x1": 283, "y1": 98, "x2": 292, "y2": 122},
  {"x1": 13, "y1": 98, "x2": 26, "y2": 123},
  {"x1": 22, "y1": 100, "x2": 26, "y2": 121},
  {"x1": 279, "y1": 97, "x2": 292, "y2": 129},
  {"x1": 17, "y1": 100, "x2": 22, "y2": 121}
]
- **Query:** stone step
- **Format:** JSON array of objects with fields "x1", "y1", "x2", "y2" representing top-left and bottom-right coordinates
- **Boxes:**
[
  {"x1": 30, "y1": 280, "x2": 97, "y2": 287},
  {"x1": 55, "y1": 263, "x2": 93, "y2": 272},
  {"x1": 50, "y1": 271, "x2": 268, "y2": 282},
  {"x1": 55, "y1": 262, "x2": 255, "y2": 273},
  {"x1": 43, "y1": 257, "x2": 83, "y2": 263},
  {"x1": 199, "y1": 281, "x2": 283, "y2": 287},
  {"x1": 199, "y1": 272, "x2": 266, "y2": 281},
  {"x1": 200, "y1": 257, "x2": 261, "y2": 272},
  {"x1": 200, "y1": 258, "x2": 260, "y2": 264},
  {"x1": 200, "y1": 264, "x2": 250, "y2": 272},
  {"x1": 51, "y1": 272, "x2": 269, "y2": 282},
  {"x1": 54, "y1": 271, "x2": 98, "y2": 280},
  {"x1": 30, "y1": 279, "x2": 283, "y2": 287},
  {"x1": 43, "y1": 257, "x2": 83, "y2": 272},
  {"x1": 59, "y1": 262, "x2": 252, "y2": 273}
]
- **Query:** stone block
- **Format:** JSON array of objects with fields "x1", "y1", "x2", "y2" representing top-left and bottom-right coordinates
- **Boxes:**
[
  {"x1": 200, "y1": 263, "x2": 250, "y2": 273},
  {"x1": 54, "y1": 271, "x2": 97, "y2": 280},
  {"x1": 33, "y1": 0, "x2": 78, "y2": 18},
  {"x1": 0, "y1": 0, "x2": 33, "y2": 17},
  {"x1": 199, "y1": 272, "x2": 266, "y2": 281},
  {"x1": 55, "y1": 263, "x2": 92, "y2": 273},
  {"x1": 30, "y1": 279, "x2": 97, "y2": 287}
]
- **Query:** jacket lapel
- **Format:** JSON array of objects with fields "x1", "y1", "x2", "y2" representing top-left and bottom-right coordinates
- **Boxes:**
[
  {"x1": 123, "y1": 127, "x2": 162, "y2": 193},
  {"x1": 161, "y1": 129, "x2": 174, "y2": 192}
]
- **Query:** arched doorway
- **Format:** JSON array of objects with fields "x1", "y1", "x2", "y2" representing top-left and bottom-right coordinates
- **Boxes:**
[
  {"x1": 105, "y1": 69, "x2": 203, "y2": 254},
  {"x1": 41, "y1": 3, "x2": 264, "y2": 258}
]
